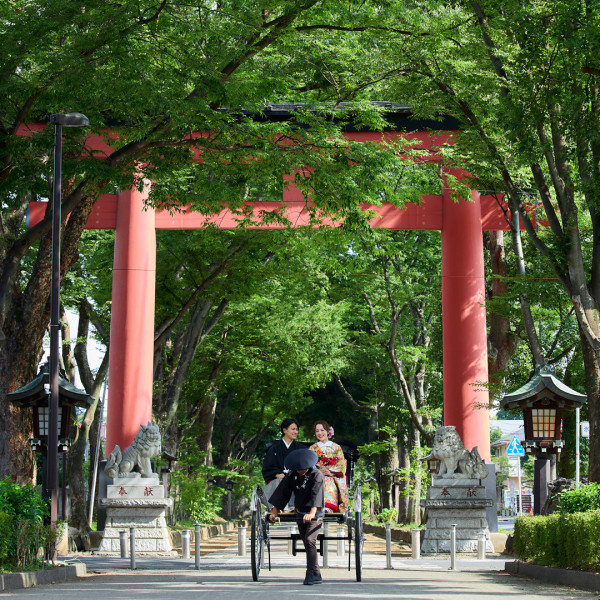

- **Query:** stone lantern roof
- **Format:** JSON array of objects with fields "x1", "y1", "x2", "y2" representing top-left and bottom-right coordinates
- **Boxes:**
[
  {"x1": 500, "y1": 363, "x2": 586, "y2": 410},
  {"x1": 8, "y1": 361, "x2": 94, "y2": 409}
]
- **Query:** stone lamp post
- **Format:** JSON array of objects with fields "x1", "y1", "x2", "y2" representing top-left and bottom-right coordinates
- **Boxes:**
[
  {"x1": 500, "y1": 363, "x2": 586, "y2": 514},
  {"x1": 8, "y1": 362, "x2": 94, "y2": 518}
]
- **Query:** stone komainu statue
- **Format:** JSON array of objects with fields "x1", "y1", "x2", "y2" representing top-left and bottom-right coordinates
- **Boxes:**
[
  {"x1": 423, "y1": 425, "x2": 489, "y2": 480},
  {"x1": 105, "y1": 422, "x2": 162, "y2": 478}
]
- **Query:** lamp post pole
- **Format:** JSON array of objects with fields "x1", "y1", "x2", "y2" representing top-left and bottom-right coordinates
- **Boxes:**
[
  {"x1": 48, "y1": 113, "x2": 89, "y2": 533},
  {"x1": 48, "y1": 116, "x2": 63, "y2": 528}
]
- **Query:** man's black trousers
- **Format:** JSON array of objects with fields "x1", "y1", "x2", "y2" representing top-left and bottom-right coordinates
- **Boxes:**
[{"x1": 298, "y1": 517, "x2": 322, "y2": 576}]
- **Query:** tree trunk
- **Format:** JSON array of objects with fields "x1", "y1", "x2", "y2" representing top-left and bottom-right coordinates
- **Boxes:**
[
  {"x1": 68, "y1": 297, "x2": 109, "y2": 531},
  {"x1": 580, "y1": 327, "x2": 600, "y2": 482},
  {"x1": 0, "y1": 318, "x2": 41, "y2": 483},
  {"x1": 196, "y1": 394, "x2": 218, "y2": 465},
  {"x1": 375, "y1": 425, "x2": 399, "y2": 511},
  {"x1": 154, "y1": 299, "x2": 229, "y2": 456},
  {"x1": 408, "y1": 426, "x2": 422, "y2": 524},
  {"x1": 486, "y1": 231, "x2": 520, "y2": 381},
  {"x1": 396, "y1": 443, "x2": 411, "y2": 523},
  {"x1": 87, "y1": 401, "x2": 104, "y2": 524},
  {"x1": 67, "y1": 407, "x2": 96, "y2": 532}
]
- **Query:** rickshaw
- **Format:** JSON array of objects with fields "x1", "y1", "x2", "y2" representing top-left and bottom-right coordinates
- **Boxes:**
[{"x1": 250, "y1": 442, "x2": 365, "y2": 582}]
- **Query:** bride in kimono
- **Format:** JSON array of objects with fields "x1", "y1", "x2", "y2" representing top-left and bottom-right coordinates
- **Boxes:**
[{"x1": 309, "y1": 420, "x2": 349, "y2": 513}]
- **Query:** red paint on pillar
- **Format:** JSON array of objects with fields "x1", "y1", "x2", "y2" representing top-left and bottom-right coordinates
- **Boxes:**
[
  {"x1": 441, "y1": 171, "x2": 490, "y2": 460},
  {"x1": 105, "y1": 184, "x2": 156, "y2": 452}
]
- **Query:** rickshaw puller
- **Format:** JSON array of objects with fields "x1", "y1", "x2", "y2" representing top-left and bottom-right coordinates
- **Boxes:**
[{"x1": 268, "y1": 448, "x2": 325, "y2": 585}]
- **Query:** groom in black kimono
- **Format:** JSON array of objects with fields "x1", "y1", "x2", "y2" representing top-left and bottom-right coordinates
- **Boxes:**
[{"x1": 262, "y1": 417, "x2": 302, "y2": 509}]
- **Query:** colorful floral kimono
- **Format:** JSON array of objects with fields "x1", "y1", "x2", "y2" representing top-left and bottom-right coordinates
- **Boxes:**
[{"x1": 309, "y1": 441, "x2": 349, "y2": 513}]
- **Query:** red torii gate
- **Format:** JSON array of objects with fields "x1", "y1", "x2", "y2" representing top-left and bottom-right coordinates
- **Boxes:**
[{"x1": 28, "y1": 126, "x2": 511, "y2": 460}]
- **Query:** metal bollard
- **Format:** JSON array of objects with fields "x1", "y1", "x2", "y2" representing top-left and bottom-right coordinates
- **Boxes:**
[
  {"x1": 449, "y1": 524, "x2": 456, "y2": 571},
  {"x1": 477, "y1": 532, "x2": 486, "y2": 560},
  {"x1": 182, "y1": 529, "x2": 191, "y2": 559},
  {"x1": 322, "y1": 521, "x2": 329, "y2": 568},
  {"x1": 385, "y1": 522, "x2": 393, "y2": 569},
  {"x1": 129, "y1": 527, "x2": 136, "y2": 570},
  {"x1": 411, "y1": 529, "x2": 421, "y2": 560},
  {"x1": 238, "y1": 525, "x2": 247, "y2": 556},
  {"x1": 119, "y1": 531, "x2": 127, "y2": 558},
  {"x1": 337, "y1": 527, "x2": 345, "y2": 557},
  {"x1": 195, "y1": 524, "x2": 201, "y2": 569}
]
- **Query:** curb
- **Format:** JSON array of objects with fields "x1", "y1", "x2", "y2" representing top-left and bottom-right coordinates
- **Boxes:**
[
  {"x1": 505, "y1": 560, "x2": 600, "y2": 593},
  {"x1": 363, "y1": 523, "x2": 425, "y2": 545},
  {"x1": 169, "y1": 520, "x2": 248, "y2": 547},
  {"x1": 364, "y1": 523, "x2": 509, "y2": 554},
  {"x1": 0, "y1": 563, "x2": 87, "y2": 591}
]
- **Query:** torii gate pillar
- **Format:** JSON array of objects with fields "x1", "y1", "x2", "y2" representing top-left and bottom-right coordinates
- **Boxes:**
[
  {"x1": 441, "y1": 172, "x2": 490, "y2": 459},
  {"x1": 105, "y1": 185, "x2": 155, "y2": 452}
]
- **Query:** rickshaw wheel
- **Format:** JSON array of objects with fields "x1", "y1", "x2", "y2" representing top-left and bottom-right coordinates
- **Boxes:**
[
  {"x1": 250, "y1": 490, "x2": 264, "y2": 581},
  {"x1": 354, "y1": 509, "x2": 364, "y2": 581}
]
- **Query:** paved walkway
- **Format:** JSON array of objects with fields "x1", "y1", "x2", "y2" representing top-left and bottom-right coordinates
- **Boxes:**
[{"x1": 0, "y1": 529, "x2": 595, "y2": 599}]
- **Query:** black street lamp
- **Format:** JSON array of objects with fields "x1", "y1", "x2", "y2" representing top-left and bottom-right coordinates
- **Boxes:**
[
  {"x1": 48, "y1": 112, "x2": 89, "y2": 529},
  {"x1": 500, "y1": 363, "x2": 586, "y2": 514}
]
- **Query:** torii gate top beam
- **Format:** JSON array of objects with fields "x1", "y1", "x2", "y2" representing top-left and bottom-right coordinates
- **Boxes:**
[
  {"x1": 28, "y1": 193, "x2": 511, "y2": 231},
  {"x1": 24, "y1": 120, "x2": 512, "y2": 232}
]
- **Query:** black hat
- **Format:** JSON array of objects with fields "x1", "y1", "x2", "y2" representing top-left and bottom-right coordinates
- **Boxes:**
[{"x1": 284, "y1": 448, "x2": 318, "y2": 471}]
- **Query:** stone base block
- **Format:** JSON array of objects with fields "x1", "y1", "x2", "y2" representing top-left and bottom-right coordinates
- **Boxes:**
[
  {"x1": 422, "y1": 538, "x2": 493, "y2": 553},
  {"x1": 97, "y1": 496, "x2": 175, "y2": 556},
  {"x1": 420, "y1": 483, "x2": 493, "y2": 555},
  {"x1": 107, "y1": 479, "x2": 164, "y2": 499}
]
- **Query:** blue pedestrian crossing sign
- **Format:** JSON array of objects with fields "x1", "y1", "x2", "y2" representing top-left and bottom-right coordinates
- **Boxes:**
[{"x1": 506, "y1": 435, "x2": 525, "y2": 457}]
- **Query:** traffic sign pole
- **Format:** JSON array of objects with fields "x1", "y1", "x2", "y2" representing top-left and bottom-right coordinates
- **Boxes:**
[{"x1": 517, "y1": 458, "x2": 522, "y2": 516}]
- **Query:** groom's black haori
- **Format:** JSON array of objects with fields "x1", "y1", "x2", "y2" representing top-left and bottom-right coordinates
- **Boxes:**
[{"x1": 261, "y1": 418, "x2": 302, "y2": 484}]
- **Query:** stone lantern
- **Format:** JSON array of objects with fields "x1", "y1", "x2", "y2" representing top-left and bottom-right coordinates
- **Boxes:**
[
  {"x1": 500, "y1": 363, "x2": 586, "y2": 514},
  {"x1": 8, "y1": 362, "x2": 94, "y2": 514},
  {"x1": 8, "y1": 361, "x2": 94, "y2": 452},
  {"x1": 425, "y1": 456, "x2": 441, "y2": 474}
]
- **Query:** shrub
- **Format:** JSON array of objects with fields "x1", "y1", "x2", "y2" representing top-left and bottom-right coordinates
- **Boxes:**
[
  {"x1": 0, "y1": 477, "x2": 48, "y2": 522},
  {"x1": 556, "y1": 482, "x2": 600, "y2": 514},
  {"x1": 170, "y1": 471, "x2": 225, "y2": 524},
  {"x1": 0, "y1": 511, "x2": 12, "y2": 563},
  {"x1": 0, "y1": 477, "x2": 58, "y2": 570},
  {"x1": 377, "y1": 508, "x2": 396, "y2": 523},
  {"x1": 513, "y1": 511, "x2": 600, "y2": 570}
]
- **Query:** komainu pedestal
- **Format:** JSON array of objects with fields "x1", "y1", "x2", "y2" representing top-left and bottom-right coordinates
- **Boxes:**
[
  {"x1": 97, "y1": 474, "x2": 175, "y2": 555},
  {"x1": 97, "y1": 423, "x2": 174, "y2": 555},
  {"x1": 420, "y1": 477, "x2": 493, "y2": 553},
  {"x1": 420, "y1": 425, "x2": 493, "y2": 553}
]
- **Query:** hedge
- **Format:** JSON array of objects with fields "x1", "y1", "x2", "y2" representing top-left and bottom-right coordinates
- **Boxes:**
[{"x1": 514, "y1": 511, "x2": 600, "y2": 570}]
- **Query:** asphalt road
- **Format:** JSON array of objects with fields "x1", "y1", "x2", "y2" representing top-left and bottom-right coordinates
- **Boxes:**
[{"x1": 0, "y1": 562, "x2": 595, "y2": 600}]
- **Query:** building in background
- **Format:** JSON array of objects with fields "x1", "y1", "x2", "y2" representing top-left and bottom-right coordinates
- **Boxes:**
[{"x1": 490, "y1": 420, "x2": 534, "y2": 514}]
